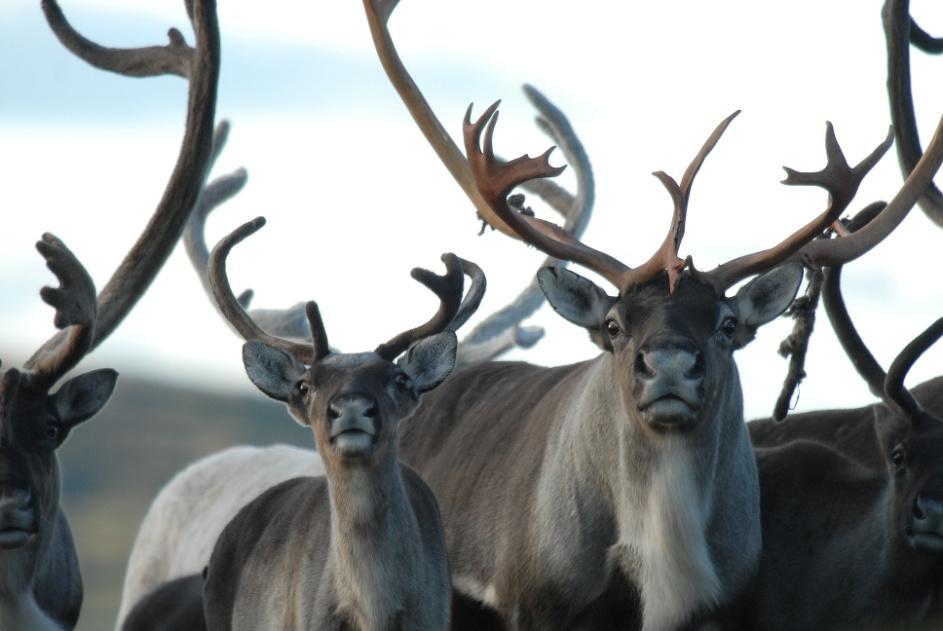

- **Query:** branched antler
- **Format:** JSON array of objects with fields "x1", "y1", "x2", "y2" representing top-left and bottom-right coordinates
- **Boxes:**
[
  {"x1": 376, "y1": 254, "x2": 465, "y2": 360},
  {"x1": 26, "y1": 0, "x2": 221, "y2": 389},
  {"x1": 24, "y1": 235, "x2": 97, "y2": 386},
  {"x1": 459, "y1": 85, "x2": 593, "y2": 361},
  {"x1": 703, "y1": 124, "x2": 892, "y2": 291}
]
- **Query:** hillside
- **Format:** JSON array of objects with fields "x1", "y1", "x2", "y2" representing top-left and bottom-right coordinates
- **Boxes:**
[{"x1": 58, "y1": 374, "x2": 310, "y2": 631}]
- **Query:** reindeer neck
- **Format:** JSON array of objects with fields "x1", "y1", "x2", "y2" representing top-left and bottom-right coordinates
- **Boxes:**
[
  {"x1": 0, "y1": 589, "x2": 62, "y2": 631},
  {"x1": 324, "y1": 451, "x2": 420, "y2": 628},
  {"x1": 538, "y1": 354, "x2": 758, "y2": 631},
  {"x1": 859, "y1": 477, "x2": 943, "y2": 611}
]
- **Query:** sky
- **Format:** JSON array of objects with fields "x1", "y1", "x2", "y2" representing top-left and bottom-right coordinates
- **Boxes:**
[{"x1": 2, "y1": 0, "x2": 943, "y2": 419}]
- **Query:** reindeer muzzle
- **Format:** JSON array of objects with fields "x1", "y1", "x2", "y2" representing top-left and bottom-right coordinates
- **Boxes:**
[
  {"x1": 327, "y1": 393, "x2": 378, "y2": 457},
  {"x1": 0, "y1": 487, "x2": 36, "y2": 549},
  {"x1": 909, "y1": 494, "x2": 943, "y2": 553},
  {"x1": 635, "y1": 344, "x2": 704, "y2": 431}
]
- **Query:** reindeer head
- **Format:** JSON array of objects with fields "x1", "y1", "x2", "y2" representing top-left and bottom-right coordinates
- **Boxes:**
[
  {"x1": 538, "y1": 265, "x2": 798, "y2": 434},
  {"x1": 870, "y1": 320, "x2": 943, "y2": 554},
  {"x1": 0, "y1": 235, "x2": 117, "y2": 578},
  {"x1": 207, "y1": 218, "x2": 483, "y2": 467},
  {"x1": 460, "y1": 102, "x2": 909, "y2": 438}
]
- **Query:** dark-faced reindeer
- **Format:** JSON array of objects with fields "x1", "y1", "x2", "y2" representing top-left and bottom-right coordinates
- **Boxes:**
[
  {"x1": 200, "y1": 218, "x2": 485, "y2": 630},
  {"x1": 360, "y1": 1, "x2": 943, "y2": 628},
  {"x1": 115, "y1": 82, "x2": 594, "y2": 630},
  {"x1": 736, "y1": 264, "x2": 943, "y2": 629},
  {"x1": 0, "y1": 0, "x2": 221, "y2": 628}
]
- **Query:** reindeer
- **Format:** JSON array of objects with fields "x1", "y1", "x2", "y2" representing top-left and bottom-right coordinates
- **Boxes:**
[
  {"x1": 115, "y1": 82, "x2": 594, "y2": 631},
  {"x1": 734, "y1": 259, "x2": 943, "y2": 629},
  {"x1": 194, "y1": 215, "x2": 486, "y2": 630},
  {"x1": 0, "y1": 0, "x2": 222, "y2": 628},
  {"x1": 358, "y1": 1, "x2": 943, "y2": 628}
]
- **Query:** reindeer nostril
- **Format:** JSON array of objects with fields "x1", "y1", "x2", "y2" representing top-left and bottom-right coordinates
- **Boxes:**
[
  {"x1": 685, "y1": 352, "x2": 705, "y2": 381},
  {"x1": 635, "y1": 352, "x2": 654, "y2": 379},
  {"x1": 17, "y1": 491, "x2": 31, "y2": 511},
  {"x1": 327, "y1": 404, "x2": 341, "y2": 421},
  {"x1": 363, "y1": 402, "x2": 377, "y2": 419}
]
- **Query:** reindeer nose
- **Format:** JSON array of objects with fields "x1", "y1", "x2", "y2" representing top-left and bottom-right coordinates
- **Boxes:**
[
  {"x1": 634, "y1": 342, "x2": 705, "y2": 429},
  {"x1": 635, "y1": 344, "x2": 704, "y2": 384},
  {"x1": 0, "y1": 487, "x2": 35, "y2": 548},
  {"x1": 913, "y1": 494, "x2": 943, "y2": 531},
  {"x1": 328, "y1": 394, "x2": 377, "y2": 421}
]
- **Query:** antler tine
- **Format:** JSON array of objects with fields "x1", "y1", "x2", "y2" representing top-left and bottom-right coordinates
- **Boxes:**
[
  {"x1": 304, "y1": 302, "x2": 330, "y2": 362},
  {"x1": 375, "y1": 254, "x2": 465, "y2": 361},
  {"x1": 207, "y1": 217, "x2": 315, "y2": 365},
  {"x1": 883, "y1": 0, "x2": 943, "y2": 227},
  {"x1": 608, "y1": 111, "x2": 742, "y2": 294},
  {"x1": 461, "y1": 84, "x2": 593, "y2": 356},
  {"x1": 23, "y1": 235, "x2": 97, "y2": 386},
  {"x1": 447, "y1": 257, "x2": 486, "y2": 334},
  {"x1": 464, "y1": 103, "x2": 634, "y2": 289},
  {"x1": 705, "y1": 123, "x2": 893, "y2": 292},
  {"x1": 821, "y1": 202, "x2": 888, "y2": 399},
  {"x1": 620, "y1": 172, "x2": 688, "y2": 293},
  {"x1": 41, "y1": 0, "x2": 195, "y2": 79},
  {"x1": 884, "y1": 317, "x2": 943, "y2": 420}
]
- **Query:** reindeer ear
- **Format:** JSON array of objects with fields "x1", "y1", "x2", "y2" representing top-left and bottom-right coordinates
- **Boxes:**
[
  {"x1": 52, "y1": 368, "x2": 118, "y2": 431},
  {"x1": 538, "y1": 266, "x2": 614, "y2": 331},
  {"x1": 730, "y1": 263, "x2": 802, "y2": 348},
  {"x1": 242, "y1": 341, "x2": 306, "y2": 402},
  {"x1": 398, "y1": 332, "x2": 457, "y2": 393}
]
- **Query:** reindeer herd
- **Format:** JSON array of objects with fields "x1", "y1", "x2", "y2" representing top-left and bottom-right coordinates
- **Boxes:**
[{"x1": 4, "y1": 0, "x2": 943, "y2": 629}]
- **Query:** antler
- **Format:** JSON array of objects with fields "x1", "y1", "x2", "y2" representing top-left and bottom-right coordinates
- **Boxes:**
[
  {"x1": 206, "y1": 218, "x2": 319, "y2": 365},
  {"x1": 23, "y1": 235, "x2": 97, "y2": 387},
  {"x1": 702, "y1": 124, "x2": 892, "y2": 291},
  {"x1": 375, "y1": 254, "x2": 466, "y2": 360},
  {"x1": 363, "y1": 0, "x2": 510, "y2": 235},
  {"x1": 27, "y1": 0, "x2": 220, "y2": 384},
  {"x1": 885, "y1": 317, "x2": 943, "y2": 420},
  {"x1": 459, "y1": 84, "x2": 594, "y2": 360},
  {"x1": 883, "y1": 0, "x2": 943, "y2": 227},
  {"x1": 465, "y1": 104, "x2": 738, "y2": 294},
  {"x1": 787, "y1": 109, "x2": 943, "y2": 269},
  {"x1": 42, "y1": 0, "x2": 195, "y2": 78},
  {"x1": 208, "y1": 218, "x2": 484, "y2": 365},
  {"x1": 821, "y1": 203, "x2": 889, "y2": 399}
]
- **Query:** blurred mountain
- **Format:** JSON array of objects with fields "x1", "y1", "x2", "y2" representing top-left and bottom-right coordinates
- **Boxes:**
[{"x1": 58, "y1": 374, "x2": 310, "y2": 631}]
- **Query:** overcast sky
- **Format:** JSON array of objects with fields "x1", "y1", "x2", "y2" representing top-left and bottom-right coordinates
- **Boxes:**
[{"x1": 2, "y1": 0, "x2": 943, "y2": 419}]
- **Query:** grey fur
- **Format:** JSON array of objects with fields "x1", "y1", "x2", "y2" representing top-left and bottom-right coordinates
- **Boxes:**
[
  {"x1": 204, "y1": 346, "x2": 454, "y2": 630},
  {"x1": 397, "y1": 268, "x2": 801, "y2": 630}
]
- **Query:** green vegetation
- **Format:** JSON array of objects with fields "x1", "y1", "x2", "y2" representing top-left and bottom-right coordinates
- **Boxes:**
[{"x1": 59, "y1": 374, "x2": 308, "y2": 631}]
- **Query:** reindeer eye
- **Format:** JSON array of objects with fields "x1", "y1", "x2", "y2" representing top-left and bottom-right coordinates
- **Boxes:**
[
  {"x1": 294, "y1": 381, "x2": 309, "y2": 398},
  {"x1": 395, "y1": 373, "x2": 413, "y2": 391},
  {"x1": 45, "y1": 425, "x2": 59, "y2": 441},
  {"x1": 605, "y1": 320, "x2": 621, "y2": 338},
  {"x1": 891, "y1": 446, "x2": 906, "y2": 470},
  {"x1": 720, "y1": 317, "x2": 738, "y2": 338}
]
